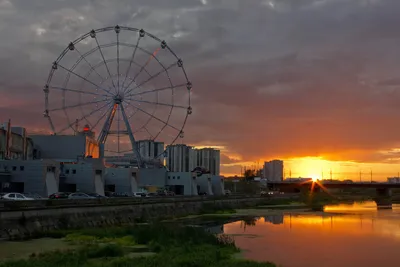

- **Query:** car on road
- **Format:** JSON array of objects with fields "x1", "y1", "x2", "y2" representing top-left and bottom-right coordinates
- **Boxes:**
[
  {"x1": 133, "y1": 192, "x2": 147, "y2": 198},
  {"x1": 23, "y1": 193, "x2": 45, "y2": 200},
  {"x1": 1, "y1": 193, "x2": 35, "y2": 201},
  {"x1": 49, "y1": 192, "x2": 70, "y2": 199},
  {"x1": 224, "y1": 190, "x2": 232, "y2": 195},
  {"x1": 85, "y1": 192, "x2": 107, "y2": 198},
  {"x1": 68, "y1": 192, "x2": 96, "y2": 199}
]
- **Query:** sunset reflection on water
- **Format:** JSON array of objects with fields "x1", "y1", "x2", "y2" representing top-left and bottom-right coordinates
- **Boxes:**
[{"x1": 223, "y1": 202, "x2": 400, "y2": 267}]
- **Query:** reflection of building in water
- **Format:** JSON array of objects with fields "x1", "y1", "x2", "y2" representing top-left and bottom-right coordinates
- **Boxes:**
[
  {"x1": 264, "y1": 215, "x2": 284, "y2": 225},
  {"x1": 206, "y1": 225, "x2": 224, "y2": 234}
]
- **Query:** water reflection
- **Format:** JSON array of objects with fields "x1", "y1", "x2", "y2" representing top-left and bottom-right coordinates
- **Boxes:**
[{"x1": 223, "y1": 202, "x2": 400, "y2": 267}]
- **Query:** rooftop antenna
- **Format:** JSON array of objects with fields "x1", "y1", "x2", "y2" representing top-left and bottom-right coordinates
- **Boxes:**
[
  {"x1": 359, "y1": 171, "x2": 362, "y2": 182},
  {"x1": 330, "y1": 169, "x2": 332, "y2": 181}
]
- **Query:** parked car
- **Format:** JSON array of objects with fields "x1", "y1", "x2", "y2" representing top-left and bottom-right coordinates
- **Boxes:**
[
  {"x1": 133, "y1": 192, "x2": 147, "y2": 198},
  {"x1": 23, "y1": 193, "x2": 45, "y2": 200},
  {"x1": 224, "y1": 190, "x2": 232, "y2": 196},
  {"x1": 68, "y1": 192, "x2": 96, "y2": 199},
  {"x1": 156, "y1": 190, "x2": 167, "y2": 196},
  {"x1": 2, "y1": 193, "x2": 34, "y2": 201},
  {"x1": 85, "y1": 192, "x2": 107, "y2": 198},
  {"x1": 166, "y1": 191, "x2": 175, "y2": 196},
  {"x1": 146, "y1": 192, "x2": 158, "y2": 197},
  {"x1": 49, "y1": 192, "x2": 70, "y2": 199}
]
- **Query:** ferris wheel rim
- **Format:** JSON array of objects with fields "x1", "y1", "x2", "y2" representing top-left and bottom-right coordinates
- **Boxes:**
[{"x1": 43, "y1": 25, "x2": 193, "y2": 166}]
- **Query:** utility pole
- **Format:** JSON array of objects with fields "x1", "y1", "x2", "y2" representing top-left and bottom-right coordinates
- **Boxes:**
[
  {"x1": 321, "y1": 170, "x2": 324, "y2": 180},
  {"x1": 330, "y1": 169, "x2": 332, "y2": 181},
  {"x1": 370, "y1": 170, "x2": 372, "y2": 183},
  {"x1": 359, "y1": 171, "x2": 361, "y2": 182}
]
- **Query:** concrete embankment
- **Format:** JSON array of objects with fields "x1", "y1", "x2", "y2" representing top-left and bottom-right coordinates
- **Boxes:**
[{"x1": 0, "y1": 196, "x2": 271, "y2": 240}]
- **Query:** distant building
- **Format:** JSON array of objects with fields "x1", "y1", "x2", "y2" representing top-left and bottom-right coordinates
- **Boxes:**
[
  {"x1": 0, "y1": 123, "x2": 34, "y2": 160},
  {"x1": 196, "y1": 148, "x2": 220, "y2": 175},
  {"x1": 166, "y1": 144, "x2": 197, "y2": 172},
  {"x1": 387, "y1": 177, "x2": 400, "y2": 183},
  {"x1": 263, "y1": 160, "x2": 284, "y2": 182},
  {"x1": 166, "y1": 145, "x2": 221, "y2": 175},
  {"x1": 136, "y1": 140, "x2": 164, "y2": 163}
]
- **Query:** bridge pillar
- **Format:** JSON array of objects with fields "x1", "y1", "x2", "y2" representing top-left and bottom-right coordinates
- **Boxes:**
[{"x1": 374, "y1": 188, "x2": 392, "y2": 209}]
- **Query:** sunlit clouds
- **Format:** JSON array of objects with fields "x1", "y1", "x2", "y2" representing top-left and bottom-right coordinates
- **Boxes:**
[{"x1": 1, "y1": 0, "x2": 400, "y2": 179}]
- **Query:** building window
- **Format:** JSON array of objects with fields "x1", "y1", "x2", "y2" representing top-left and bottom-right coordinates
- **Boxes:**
[
  {"x1": 177, "y1": 176, "x2": 180, "y2": 179},
  {"x1": 72, "y1": 169, "x2": 76, "y2": 174},
  {"x1": 66, "y1": 169, "x2": 70, "y2": 174},
  {"x1": 173, "y1": 176, "x2": 175, "y2": 179},
  {"x1": 20, "y1": 166, "x2": 24, "y2": 171},
  {"x1": 168, "y1": 176, "x2": 170, "y2": 179},
  {"x1": 12, "y1": 166, "x2": 16, "y2": 171}
]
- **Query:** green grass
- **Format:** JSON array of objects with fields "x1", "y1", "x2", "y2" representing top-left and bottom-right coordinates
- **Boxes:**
[{"x1": 0, "y1": 225, "x2": 276, "y2": 267}]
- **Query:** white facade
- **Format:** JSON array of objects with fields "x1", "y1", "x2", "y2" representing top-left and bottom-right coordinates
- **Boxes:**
[
  {"x1": 263, "y1": 160, "x2": 284, "y2": 182},
  {"x1": 167, "y1": 172, "x2": 198, "y2": 195},
  {"x1": 166, "y1": 144, "x2": 197, "y2": 172},
  {"x1": 196, "y1": 148, "x2": 220, "y2": 175},
  {"x1": 388, "y1": 177, "x2": 400, "y2": 183},
  {"x1": 136, "y1": 140, "x2": 164, "y2": 162}
]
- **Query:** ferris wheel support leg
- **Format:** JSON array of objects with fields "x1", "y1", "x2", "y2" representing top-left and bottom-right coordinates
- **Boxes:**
[
  {"x1": 98, "y1": 103, "x2": 118, "y2": 144},
  {"x1": 120, "y1": 103, "x2": 143, "y2": 168}
]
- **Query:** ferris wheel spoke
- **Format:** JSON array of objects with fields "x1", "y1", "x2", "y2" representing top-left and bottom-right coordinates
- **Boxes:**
[
  {"x1": 121, "y1": 36, "x2": 141, "y2": 90},
  {"x1": 125, "y1": 101, "x2": 181, "y2": 132},
  {"x1": 125, "y1": 61, "x2": 178, "y2": 95},
  {"x1": 92, "y1": 104, "x2": 113, "y2": 129},
  {"x1": 57, "y1": 63, "x2": 110, "y2": 94},
  {"x1": 125, "y1": 83, "x2": 186, "y2": 98},
  {"x1": 122, "y1": 47, "x2": 161, "y2": 94},
  {"x1": 126, "y1": 98, "x2": 187, "y2": 109},
  {"x1": 57, "y1": 100, "x2": 111, "y2": 134},
  {"x1": 49, "y1": 98, "x2": 108, "y2": 112},
  {"x1": 74, "y1": 47, "x2": 106, "y2": 83},
  {"x1": 50, "y1": 86, "x2": 109, "y2": 97},
  {"x1": 94, "y1": 37, "x2": 117, "y2": 93}
]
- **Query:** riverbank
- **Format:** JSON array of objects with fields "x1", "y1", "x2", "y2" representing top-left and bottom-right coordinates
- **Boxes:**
[{"x1": 0, "y1": 224, "x2": 277, "y2": 267}]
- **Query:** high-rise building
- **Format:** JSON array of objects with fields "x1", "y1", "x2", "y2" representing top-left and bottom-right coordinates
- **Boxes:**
[
  {"x1": 136, "y1": 140, "x2": 164, "y2": 162},
  {"x1": 196, "y1": 148, "x2": 220, "y2": 175},
  {"x1": 263, "y1": 160, "x2": 284, "y2": 182},
  {"x1": 166, "y1": 144, "x2": 197, "y2": 172}
]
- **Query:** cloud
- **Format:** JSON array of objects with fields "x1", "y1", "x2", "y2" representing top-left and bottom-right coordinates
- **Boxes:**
[{"x1": 2, "y1": 0, "x2": 400, "y2": 174}]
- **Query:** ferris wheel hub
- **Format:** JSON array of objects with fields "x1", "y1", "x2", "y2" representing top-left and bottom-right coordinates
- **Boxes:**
[{"x1": 113, "y1": 95, "x2": 123, "y2": 104}]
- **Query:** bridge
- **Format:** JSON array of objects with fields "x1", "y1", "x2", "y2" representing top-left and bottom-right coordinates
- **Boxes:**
[{"x1": 267, "y1": 181, "x2": 398, "y2": 207}]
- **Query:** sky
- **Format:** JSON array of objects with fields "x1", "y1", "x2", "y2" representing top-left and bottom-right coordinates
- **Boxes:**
[{"x1": 1, "y1": 0, "x2": 400, "y2": 180}]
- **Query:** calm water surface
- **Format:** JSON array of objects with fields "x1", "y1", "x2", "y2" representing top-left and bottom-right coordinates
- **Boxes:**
[{"x1": 223, "y1": 202, "x2": 400, "y2": 267}]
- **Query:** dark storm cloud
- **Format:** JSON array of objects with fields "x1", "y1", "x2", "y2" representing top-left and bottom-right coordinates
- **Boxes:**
[{"x1": 2, "y1": 0, "x2": 400, "y2": 168}]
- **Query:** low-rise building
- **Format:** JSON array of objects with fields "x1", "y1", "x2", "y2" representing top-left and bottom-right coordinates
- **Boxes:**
[{"x1": 387, "y1": 177, "x2": 400, "y2": 183}]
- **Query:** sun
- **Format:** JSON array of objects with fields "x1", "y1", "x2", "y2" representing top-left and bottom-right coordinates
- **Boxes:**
[{"x1": 310, "y1": 175, "x2": 319, "y2": 182}]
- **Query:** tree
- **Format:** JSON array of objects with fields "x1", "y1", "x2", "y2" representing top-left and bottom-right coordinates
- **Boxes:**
[{"x1": 244, "y1": 169, "x2": 256, "y2": 181}]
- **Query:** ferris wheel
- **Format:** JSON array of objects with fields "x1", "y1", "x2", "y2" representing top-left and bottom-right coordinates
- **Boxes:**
[{"x1": 43, "y1": 25, "x2": 192, "y2": 167}]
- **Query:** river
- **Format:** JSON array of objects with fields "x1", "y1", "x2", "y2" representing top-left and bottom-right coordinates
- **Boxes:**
[{"x1": 223, "y1": 201, "x2": 400, "y2": 267}]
